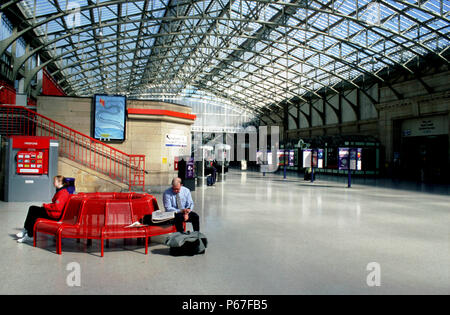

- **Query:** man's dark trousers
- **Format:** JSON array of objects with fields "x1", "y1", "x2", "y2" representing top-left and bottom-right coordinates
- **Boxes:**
[{"x1": 175, "y1": 211, "x2": 200, "y2": 232}]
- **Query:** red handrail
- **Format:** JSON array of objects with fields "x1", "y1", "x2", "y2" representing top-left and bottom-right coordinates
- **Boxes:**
[{"x1": 0, "y1": 104, "x2": 146, "y2": 191}]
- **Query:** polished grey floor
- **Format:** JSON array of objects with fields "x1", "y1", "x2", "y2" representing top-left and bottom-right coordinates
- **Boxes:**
[{"x1": 0, "y1": 170, "x2": 449, "y2": 295}]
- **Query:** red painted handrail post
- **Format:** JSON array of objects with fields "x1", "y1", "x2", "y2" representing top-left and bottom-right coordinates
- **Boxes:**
[
  {"x1": 129, "y1": 156, "x2": 133, "y2": 191},
  {"x1": 89, "y1": 140, "x2": 92, "y2": 169},
  {"x1": 109, "y1": 148, "x2": 112, "y2": 178},
  {"x1": 142, "y1": 157, "x2": 145, "y2": 191},
  {"x1": 113, "y1": 151, "x2": 117, "y2": 180}
]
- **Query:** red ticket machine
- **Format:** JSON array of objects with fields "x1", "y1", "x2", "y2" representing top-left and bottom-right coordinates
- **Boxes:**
[{"x1": 2, "y1": 136, "x2": 59, "y2": 202}]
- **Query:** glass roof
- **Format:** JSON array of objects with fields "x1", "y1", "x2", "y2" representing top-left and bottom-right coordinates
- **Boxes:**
[{"x1": 2, "y1": 0, "x2": 449, "y2": 116}]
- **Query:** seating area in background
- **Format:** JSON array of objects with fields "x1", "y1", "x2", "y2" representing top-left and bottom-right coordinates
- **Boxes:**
[{"x1": 33, "y1": 192, "x2": 183, "y2": 257}]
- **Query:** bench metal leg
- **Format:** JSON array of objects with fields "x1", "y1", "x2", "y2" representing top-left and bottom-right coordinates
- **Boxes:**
[{"x1": 145, "y1": 237, "x2": 148, "y2": 255}]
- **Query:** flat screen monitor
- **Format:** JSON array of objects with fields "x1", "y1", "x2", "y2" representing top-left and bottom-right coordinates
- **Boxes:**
[{"x1": 93, "y1": 94, "x2": 126, "y2": 142}]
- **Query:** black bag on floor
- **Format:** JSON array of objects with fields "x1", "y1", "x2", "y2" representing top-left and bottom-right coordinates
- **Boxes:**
[
  {"x1": 169, "y1": 239, "x2": 200, "y2": 256},
  {"x1": 207, "y1": 175, "x2": 214, "y2": 186},
  {"x1": 165, "y1": 231, "x2": 208, "y2": 256}
]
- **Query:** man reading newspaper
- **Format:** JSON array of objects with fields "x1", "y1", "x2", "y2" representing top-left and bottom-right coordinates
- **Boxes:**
[{"x1": 163, "y1": 177, "x2": 199, "y2": 232}]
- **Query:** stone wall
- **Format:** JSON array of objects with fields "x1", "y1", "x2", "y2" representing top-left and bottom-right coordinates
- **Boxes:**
[
  {"x1": 37, "y1": 96, "x2": 195, "y2": 188},
  {"x1": 58, "y1": 157, "x2": 127, "y2": 193}
]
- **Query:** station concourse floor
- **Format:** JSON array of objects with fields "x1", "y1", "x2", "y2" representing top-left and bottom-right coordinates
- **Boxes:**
[{"x1": 0, "y1": 170, "x2": 448, "y2": 295}]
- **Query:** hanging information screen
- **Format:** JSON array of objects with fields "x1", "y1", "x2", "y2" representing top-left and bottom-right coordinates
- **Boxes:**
[{"x1": 93, "y1": 94, "x2": 126, "y2": 141}]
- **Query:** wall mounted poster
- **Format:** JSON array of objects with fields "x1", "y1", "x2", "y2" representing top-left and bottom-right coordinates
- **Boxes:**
[
  {"x1": 338, "y1": 148, "x2": 349, "y2": 170},
  {"x1": 93, "y1": 94, "x2": 126, "y2": 141}
]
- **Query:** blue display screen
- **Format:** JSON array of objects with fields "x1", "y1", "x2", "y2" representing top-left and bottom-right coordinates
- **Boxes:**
[{"x1": 93, "y1": 94, "x2": 126, "y2": 141}]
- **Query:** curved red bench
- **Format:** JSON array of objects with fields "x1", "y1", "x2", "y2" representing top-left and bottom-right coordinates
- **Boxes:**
[{"x1": 34, "y1": 192, "x2": 183, "y2": 256}]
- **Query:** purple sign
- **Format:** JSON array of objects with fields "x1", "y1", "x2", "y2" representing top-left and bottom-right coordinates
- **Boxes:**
[{"x1": 186, "y1": 157, "x2": 195, "y2": 179}]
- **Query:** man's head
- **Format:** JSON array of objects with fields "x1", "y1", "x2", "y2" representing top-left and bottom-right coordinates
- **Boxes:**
[{"x1": 171, "y1": 177, "x2": 182, "y2": 194}]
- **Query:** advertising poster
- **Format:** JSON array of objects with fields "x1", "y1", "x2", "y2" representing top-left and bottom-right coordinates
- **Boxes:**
[
  {"x1": 317, "y1": 149, "x2": 324, "y2": 169},
  {"x1": 312, "y1": 150, "x2": 318, "y2": 168},
  {"x1": 93, "y1": 94, "x2": 126, "y2": 141},
  {"x1": 303, "y1": 149, "x2": 312, "y2": 168},
  {"x1": 277, "y1": 150, "x2": 284, "y2": 166},
  {"x1": 338, "y1": 148, "x2": 349, "y2": 170}
]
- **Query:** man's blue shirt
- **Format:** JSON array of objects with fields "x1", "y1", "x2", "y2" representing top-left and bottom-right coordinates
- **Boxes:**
[{"x1": 163, "y1": 186, "x2": 194, "y2": 213}]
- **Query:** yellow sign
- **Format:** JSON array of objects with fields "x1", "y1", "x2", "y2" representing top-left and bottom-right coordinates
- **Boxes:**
[{"x1": 162, "y1": 157, "x2": 167, "y2": 164}]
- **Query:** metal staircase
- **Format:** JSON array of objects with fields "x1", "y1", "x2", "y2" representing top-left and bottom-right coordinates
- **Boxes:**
[{"x1": 0, "y1": 105, "x2": 146, "y2": 191}]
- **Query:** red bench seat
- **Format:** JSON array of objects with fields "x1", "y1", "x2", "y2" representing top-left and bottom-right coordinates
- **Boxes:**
[{"x1": 34, "y1": 192, "x2": 182, "y2": 256}]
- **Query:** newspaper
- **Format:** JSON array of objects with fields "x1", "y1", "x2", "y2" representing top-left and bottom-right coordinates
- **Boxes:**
[
  {"x1": 151, "y1": 210, "x2": 175, "y2": 223},
  {"x1": 124, "y1": 221, "x2": 147, "y2": 228}
]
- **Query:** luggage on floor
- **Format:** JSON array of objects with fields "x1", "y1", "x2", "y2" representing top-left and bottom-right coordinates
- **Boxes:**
[{"x1": 165, "y1": 231, "x2": 208, "y2": 256}]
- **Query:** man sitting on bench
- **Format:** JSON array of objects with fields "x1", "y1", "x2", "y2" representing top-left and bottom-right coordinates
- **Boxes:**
[{"x1": 163, "y1": 177, "x2": 200, "y2": 233}]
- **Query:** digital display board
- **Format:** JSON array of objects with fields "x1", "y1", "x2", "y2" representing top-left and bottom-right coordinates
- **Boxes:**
[{"x1": 93, "y1": 94, "x2": 126, "y2": 141}]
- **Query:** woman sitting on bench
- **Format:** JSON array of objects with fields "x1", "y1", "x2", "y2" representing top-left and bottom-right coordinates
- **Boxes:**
[{"x1": 16, "y1": 175, "x2": 70, "y2": 243}]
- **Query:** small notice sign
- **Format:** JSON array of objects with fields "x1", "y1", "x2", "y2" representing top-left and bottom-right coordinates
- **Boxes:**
[{"x1": 165, "y1": 134, "x2": 187, "y2": 147}]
